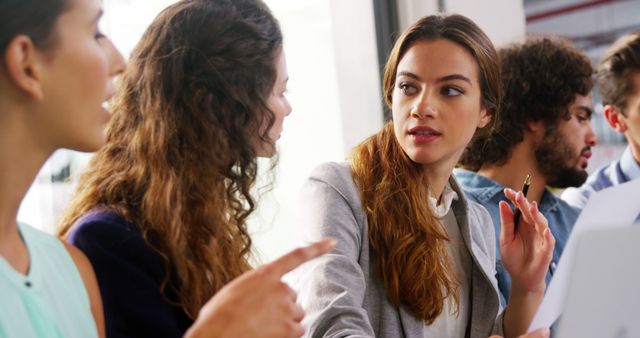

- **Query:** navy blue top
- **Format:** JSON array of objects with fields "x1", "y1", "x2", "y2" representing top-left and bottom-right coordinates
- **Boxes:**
[
  {"x1": 454, "y1": 169, "x2": 580, "y2": 306},
  {"x1": 67, "y1": 210, "x2": 192, "y2": 338}
]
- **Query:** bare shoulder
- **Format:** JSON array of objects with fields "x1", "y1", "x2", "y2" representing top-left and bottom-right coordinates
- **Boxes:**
[
  {"x1": 61, "y1": 241, "x2": 101, "y2": 298},
  {"x1": 62, "y1": 241, "x2": 94, "y2": 276},
  {"x1": 61, "y1": 240, "x2": 105, "y2": 338}
]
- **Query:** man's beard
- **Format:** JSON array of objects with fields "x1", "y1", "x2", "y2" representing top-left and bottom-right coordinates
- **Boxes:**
[{"x1": 535, "y1": 125, "x2": 589, "y2": 189}]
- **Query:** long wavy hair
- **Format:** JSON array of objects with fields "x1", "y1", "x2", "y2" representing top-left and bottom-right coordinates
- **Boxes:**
[
  {"x1": 351, "y1": 14, "x2": 500, "y2": 324},
  {"x1": 57, "y1": 0, "x2": 282, "y2": 319}
]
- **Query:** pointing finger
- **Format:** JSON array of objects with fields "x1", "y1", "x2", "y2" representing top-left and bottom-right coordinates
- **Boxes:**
[{"x1": 263, "y1": 238, "x2": 336, "y2": 278}]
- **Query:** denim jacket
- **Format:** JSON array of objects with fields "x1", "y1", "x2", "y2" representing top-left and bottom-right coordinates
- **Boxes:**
[{"x1": 453, "y1": 168, "x2": 580, "y2": 306}]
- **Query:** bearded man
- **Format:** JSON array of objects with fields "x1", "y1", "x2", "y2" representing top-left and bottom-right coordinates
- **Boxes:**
[{"x1": 454, "y1": 36, "x2": 597, "y2": 305}]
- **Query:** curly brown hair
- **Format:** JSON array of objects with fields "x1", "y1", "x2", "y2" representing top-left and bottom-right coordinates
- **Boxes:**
[
  {"x1": 57, "y1": 0, "x2": 282, "y2": 319},
  {"x1": 597, "y1": 32, "x2": 640, "y2": 115},
  {"x1": 352, "y1": 14, "x2": 500, "y2": 324},
  {"x1": 460, "y1": 36, "x2": 593, "y2": 170}
]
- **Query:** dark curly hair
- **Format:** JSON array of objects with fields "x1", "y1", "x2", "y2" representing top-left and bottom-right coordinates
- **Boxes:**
[
  {"x1": 460, "y1": 36, "x2": 593, "y2": 170},
  {"x1": 58, "y1": 0, "x2": 282, "y2": 319},
  {"x1": 597, "y1": 32, "x2": 640, "y2": 116}
]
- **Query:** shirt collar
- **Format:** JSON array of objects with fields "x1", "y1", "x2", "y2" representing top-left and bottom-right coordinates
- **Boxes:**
[
  {"x1": 429, "y1": 182, "x2": 459, "y2": 218},
  {"x1": 620, "y1": 146, "x2": 640, "y2": 181},
  {"x1": 453, "y1": 168, "x2": 504, "y2": 203},
  {"x1": 538, "y1": 189, "x2": 560, "y2": 213},
  {"x1": 454, "y1": 168, "x2": 561, "y2": 213}
]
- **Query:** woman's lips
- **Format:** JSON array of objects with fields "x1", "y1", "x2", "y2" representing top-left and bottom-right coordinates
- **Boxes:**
[{"x1": 408, "y1": 126, "x2": 441, "y2": 142}]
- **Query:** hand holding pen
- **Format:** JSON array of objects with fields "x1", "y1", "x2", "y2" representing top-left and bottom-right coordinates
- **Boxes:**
[
  {"x1": 512, "y1": 174, "x2": 532, "y2": 229},
  {"x1": 498, "y1": 175, "x2": 555, "y2": 295}
]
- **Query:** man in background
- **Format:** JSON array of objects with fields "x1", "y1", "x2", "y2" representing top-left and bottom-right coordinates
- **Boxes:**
[
  {"x1": 454, "y1": 36, "x2": 598, "y2": 304},
  {"x1": 563, "y1": 32, "x2": 640, "y2": 210}
]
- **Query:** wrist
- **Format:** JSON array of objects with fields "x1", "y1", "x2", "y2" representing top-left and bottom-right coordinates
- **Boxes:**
[
  {"x1": 507, "y1": 283, "x2": 545, "y2": 311},
  {"x1": 511, "y1": 278, "x2": 546, "y2": 295},
  {"x1": 510, "y1": 283, "x2": 545, "y2": 298}
]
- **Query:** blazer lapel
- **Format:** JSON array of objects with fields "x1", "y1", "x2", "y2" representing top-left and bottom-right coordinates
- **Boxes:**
[
  {"x1": 450, "y1": 177, "x2": 501, "y2": 338},
  {"x1": 450, "y1": 177, "x2": 499, "y2": 295}
]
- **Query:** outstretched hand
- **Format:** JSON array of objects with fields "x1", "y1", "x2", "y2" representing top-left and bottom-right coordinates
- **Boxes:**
[
  {"x1": 499, "y1": 188, "x2": 555, "y2": 293},
  {"x1": 185, "y1": 238, "x2": 336, "y2": 338}
]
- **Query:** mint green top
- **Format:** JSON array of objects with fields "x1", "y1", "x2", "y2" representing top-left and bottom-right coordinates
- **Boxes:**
[{"x1": 0, "y1": 223, "x2": 98, "y2": 338}]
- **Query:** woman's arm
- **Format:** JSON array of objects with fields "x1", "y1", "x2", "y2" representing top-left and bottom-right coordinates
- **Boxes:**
[
  {"x1": 295, "y1": 165, "x2": 377, "y2": 337},
  {"x1": 64, "y1": 242, "x2": 105, "y2": 338},
  {"x1": 499, "y1": 188, "x2": 555, "y2": 338}
]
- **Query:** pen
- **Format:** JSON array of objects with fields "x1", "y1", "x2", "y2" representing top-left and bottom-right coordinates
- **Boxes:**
[{"x1": 513, "y1": 173, "x2": 531, "y2": 230}]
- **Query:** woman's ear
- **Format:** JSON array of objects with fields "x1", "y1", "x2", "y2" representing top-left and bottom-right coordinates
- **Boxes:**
[
  {"x1": 3, "y1": 35, "x2": 45, "y2": 101},
  {"x1": 478, "y1": 106, "x2": 491, "y2": 128},
  {"x1": 603, "y1": 104, "x2": 627, "y2": 133}
]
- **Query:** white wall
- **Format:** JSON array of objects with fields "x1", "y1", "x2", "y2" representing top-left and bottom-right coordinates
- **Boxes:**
[
  {"x1": 397, "y1": 0, "x2": 526, "y2": 47},
  {"x1": 250, "y1": 0, "x2": 383, "y2": 263}
]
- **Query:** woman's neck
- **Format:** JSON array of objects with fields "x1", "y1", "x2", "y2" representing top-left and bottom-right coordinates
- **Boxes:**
[
  {"x1": 0, "y1": 105, "x2": 52, "y2": 267},
  {"x1": 423, "y1": 162, "x2": 455, "y2": 201}
]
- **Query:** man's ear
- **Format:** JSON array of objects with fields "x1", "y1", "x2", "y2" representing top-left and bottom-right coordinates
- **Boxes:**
[
  {"x1": 3, "y1": 35, "x2": 45, "y2": 101},
  {"x1": 524, "y1": 119, "x2": 545, "y2": 143},
  {"x1": 526, "y1": 119, "x2": 544, "y2": 133},
  {"x1": 603, "y1": 104, "x2": 627, "y2": 133}
]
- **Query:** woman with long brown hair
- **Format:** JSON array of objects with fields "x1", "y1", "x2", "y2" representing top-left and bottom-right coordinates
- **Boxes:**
[
  {"x1": 56, "y1": 0, "x2": 333, "y2": 337},
  {"x1": 296, "y1": 14, "x2": 553, "y2": 338}
]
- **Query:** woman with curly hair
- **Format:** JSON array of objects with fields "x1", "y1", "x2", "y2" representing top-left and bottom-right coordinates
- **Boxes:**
[
  {"x1": 296, "y1": 14, "x2": 553, "y2": 338},
  {"x1": 57, "y1": 0, "x2": 333, "y2": 337}
]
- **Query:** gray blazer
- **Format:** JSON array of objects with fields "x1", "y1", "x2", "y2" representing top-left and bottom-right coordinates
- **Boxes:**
[{"x1": 295, "y1": 162, "x2": 504, "y2": 338}]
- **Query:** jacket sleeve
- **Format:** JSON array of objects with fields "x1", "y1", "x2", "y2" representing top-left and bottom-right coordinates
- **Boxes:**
[
  {"x1": 66, "y1": 214, "x2": 190, "y2": 338},
  {"x1": 468, "y1": 201, "x2": 505, "y2": 337},
  {"x1": 294, "y1": 165, "x2": 376, "y2": 338}
]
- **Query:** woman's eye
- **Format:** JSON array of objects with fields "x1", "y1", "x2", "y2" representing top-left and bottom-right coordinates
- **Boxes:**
[
  {"x1": 441, "y1": 87, "x2": 463, "y2": 96},
  {"x1": 95, "y1": 31, "x2": 106, "y2": 40},
  {"x1": 399, "y1": 83, "x2": 417, "y2": 95}
]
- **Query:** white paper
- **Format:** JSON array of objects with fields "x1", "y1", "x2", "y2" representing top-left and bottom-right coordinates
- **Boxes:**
[{"x1": 528, "y1": 178, "x2": 640, "y2": 332}]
